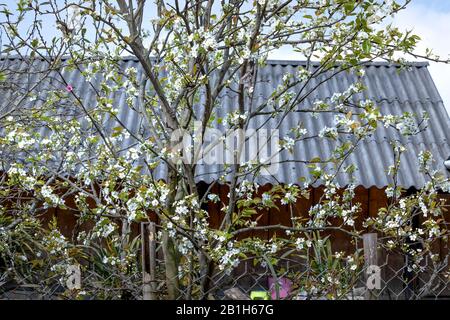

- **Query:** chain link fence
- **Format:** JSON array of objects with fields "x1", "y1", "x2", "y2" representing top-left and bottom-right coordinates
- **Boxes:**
[
  {"x1": 137, "y1": 223, "x2": 450, "y2": 301},
  {"x1": 1, "y1": 221, "x2": 449, "y2": 300}
]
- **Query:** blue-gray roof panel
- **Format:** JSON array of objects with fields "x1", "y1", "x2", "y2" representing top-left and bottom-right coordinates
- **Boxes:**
[{"x1": 0, "y1": 57, "x2": 449, "y2": 188}]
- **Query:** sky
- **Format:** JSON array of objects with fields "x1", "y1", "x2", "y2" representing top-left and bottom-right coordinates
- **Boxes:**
[{"x1": 397, "y1": 0, "x2": 450, "y2": 115}]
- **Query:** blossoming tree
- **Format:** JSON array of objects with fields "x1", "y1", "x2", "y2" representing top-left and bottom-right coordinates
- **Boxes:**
[{"x1": 0, "y1": 0, "x2": 449, "y2": 299}]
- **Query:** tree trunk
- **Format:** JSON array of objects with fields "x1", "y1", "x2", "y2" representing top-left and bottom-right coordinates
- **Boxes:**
[
  {"x1": 162, "y1": 230, "x2": 180, "y2": 299},
  {"x1": 162, "y1": 169, "x2": 181, "y2": 299},
  {"x1": 199, "y1": 251, "x2": 210, "y2": 299}
]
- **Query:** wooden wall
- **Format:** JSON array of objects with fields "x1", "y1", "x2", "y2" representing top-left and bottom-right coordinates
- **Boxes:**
[
  {"x1": 203, "y1": 183, "x2": 388, "y2": 253},
  {"x1": 41, "y1": 183, "x2": 449, "y2": 257}
]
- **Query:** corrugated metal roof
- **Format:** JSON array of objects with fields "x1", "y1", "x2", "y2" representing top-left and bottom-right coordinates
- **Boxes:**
[{"x1": 1, "y1": 56, "x2": 449, "y2": 188}]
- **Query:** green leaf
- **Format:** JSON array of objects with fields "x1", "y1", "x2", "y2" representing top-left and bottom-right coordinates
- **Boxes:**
[
  {"x1": 362, "y1": 39, "x2": 371, "y2": 54},
  {"x1": 241, "y1": 208, "x2": 257, "y2": 218},
  {"x1": 344, "y1": 3, "x2": 355, "y2": 15}
]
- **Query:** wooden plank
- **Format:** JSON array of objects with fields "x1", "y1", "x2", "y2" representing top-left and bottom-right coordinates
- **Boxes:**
[
  {"x1": 368, "y1": 187, "x2": 387, "y2": 220},
  {"x1": 354, "y1": 186, "x2": 369, "y2": 227},
  {"x1": 251, "y1": 184, "x2": 270, "y2": 241},
  {"x1": 141, "y1": 222, "x2": 157, "y2": 300},
  {"x1": 363, "y1": 233, "x2": 379, "y2": 300},
  {"x1": 268, "y1": 189, "x2": 290, "y2": 239},
  {"x1": 141, "y1": 223, "x2": 151, "y2": 300},
  {"x1": 294, "y1": 187, "x2": 313, "y2": 220}
]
